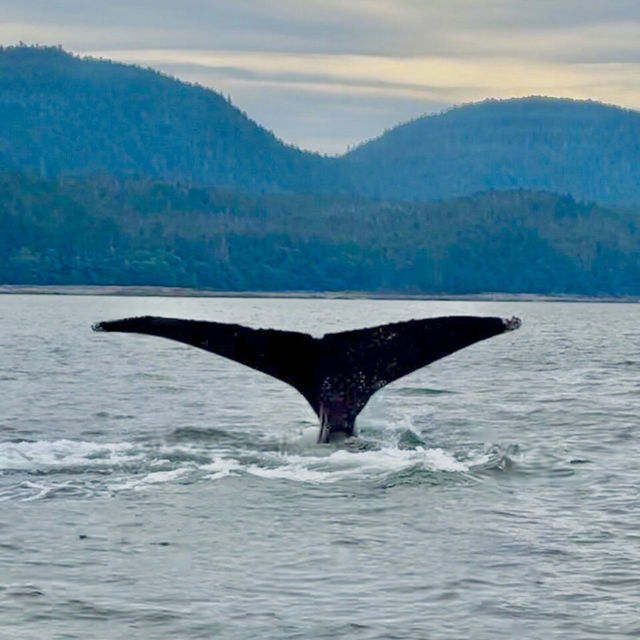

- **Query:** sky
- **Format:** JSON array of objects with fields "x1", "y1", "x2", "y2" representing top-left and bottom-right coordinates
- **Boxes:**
[{"x1": 2, "y1": 0, "x2": 640, "y2": 154}]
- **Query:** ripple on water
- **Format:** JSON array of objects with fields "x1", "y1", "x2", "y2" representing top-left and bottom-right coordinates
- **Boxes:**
[{"x1": 5, "y1": 297, "x2": 640, "y2": 639}]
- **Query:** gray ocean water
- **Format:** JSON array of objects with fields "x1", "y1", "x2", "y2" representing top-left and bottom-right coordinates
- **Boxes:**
[{"x1": 1, "y1": 294, "x2": 640, "y2": 639}]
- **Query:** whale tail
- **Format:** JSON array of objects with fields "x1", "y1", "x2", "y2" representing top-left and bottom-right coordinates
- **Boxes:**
[{"x1": 92, "y1": 315, "x2": 520, "y2": 443}]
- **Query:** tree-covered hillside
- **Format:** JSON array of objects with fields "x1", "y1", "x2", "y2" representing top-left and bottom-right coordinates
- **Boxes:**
[
  {"x1": 0, "y1": 45, "x2": 333, "y2": 193},
  {"x1": 3, "y1": 173, "x2": 639, "y2": 295},
  {"x1": 3, "y1": 47, "x2": 640, "y2": 207},
  {"x1": 3, "y1": 46, "x2": 640, "y2": 296},
  {"x1": 342, "y1": 97, "x2": 640, "y2": 206}
]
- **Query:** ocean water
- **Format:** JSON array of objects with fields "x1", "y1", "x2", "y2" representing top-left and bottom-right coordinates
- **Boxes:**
[{"x1": 1, "y1": 294, "x2": 640, "y2": 639}]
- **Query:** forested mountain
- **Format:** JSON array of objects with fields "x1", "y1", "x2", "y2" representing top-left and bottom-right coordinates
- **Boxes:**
[
  {"x1": 3, "y1": 173, "x2": 639, "y2": 295},
  {"x1": 0, "y1": 45, "x2": 333, "y2": 193},
  {"x1": 3, "y1": 46, "x2": 640, "y2": 296},
  {"x1": 3, "y1": 46, "x2": 640, "y2": 206},
  {"x1": 342, "y1": 97, "x2": 640, "y2": 207}
]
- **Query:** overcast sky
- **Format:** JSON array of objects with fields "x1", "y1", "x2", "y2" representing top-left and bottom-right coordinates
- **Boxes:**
[{"x1": 3, "y1": 1, "x2": 640, "y2": 153}]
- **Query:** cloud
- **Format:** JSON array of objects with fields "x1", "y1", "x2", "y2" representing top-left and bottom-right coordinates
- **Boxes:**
[
  {"x1": 3, "y1": 0, "x2": 640, "y2": 151},
  {"x1": 9, "y1": 0, "x2": 639, "y2": 56},
  {"x1": 84, "y1": 48, "x2": 640, "y2": 104},
  {"x1": 216, "y1": 85, "x2": 439, "y2": 155},
  {"x1": 69, "y1": 47, "x2": 640, "y2": 153}
]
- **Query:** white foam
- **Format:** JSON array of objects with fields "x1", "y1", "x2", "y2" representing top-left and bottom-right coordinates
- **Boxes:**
[
  {"x1": 138, "y1": 468, "x2": 189, "y2": 484},
  {"x1": 244, "y1": 446, "x2": 468, "y2": 484},
  {"x1": 0, "y1": 479, "x2": 90, "y2": 502},
  {"x1": 0, "y1": 439, "x2": 141, "y2": 472},
  {"x1": 0, "y1": 436, "x2": 471, "y2": 494},
  {"x1": 246, "y1": 463, "x2": 333, "y2": 483},
  {"x1": 108, "y1": 467, "x2": 192, "y2": 492},
  {"x1": 19, "y1": 480, "x2": 74, "y2": 502},
  {"x1": 201, "y1": 458, "x2": 242, "y2": 480}
]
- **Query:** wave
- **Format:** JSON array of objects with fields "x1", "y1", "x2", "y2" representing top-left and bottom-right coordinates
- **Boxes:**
[
  {"x1": 0, "y1": 432, "x2": 520, "y2": 501},
  {"x1": 390, "y1": 387, "x2": 456, "y2": 396},
  {"x1": 0, "y1": 439, "x2": 143, "y2": 473}
]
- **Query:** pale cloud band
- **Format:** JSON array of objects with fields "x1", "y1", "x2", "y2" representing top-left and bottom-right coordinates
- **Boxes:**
[
  {"x1": 79, "y1": 48, "x2": 640, "y2": 152},
  {"x1": 84, "y1": 48, "x2": 640, "y2": 101},
  {"x1": 2, "y1": 0, "x2": 640, "y2": 153}
]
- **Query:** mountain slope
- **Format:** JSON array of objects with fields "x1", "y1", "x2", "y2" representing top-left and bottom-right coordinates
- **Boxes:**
[
  {"x1": 0, "y1": 45, "x2": 332, "y2": 193},
  {"x1": 342, "y1": 97, "x2": 640, "y2": 206},
  {"x1": 4, "y1": 47, "x2": 640, "y2": 206}
]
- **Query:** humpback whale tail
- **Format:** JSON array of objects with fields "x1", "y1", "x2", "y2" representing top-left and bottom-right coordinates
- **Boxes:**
[{"x1": 92, "y1": 315, "x2": 521, "y2": 443}]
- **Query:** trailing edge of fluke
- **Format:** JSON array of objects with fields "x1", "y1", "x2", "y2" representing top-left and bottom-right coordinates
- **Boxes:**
[{"x1": 92, "y1": 315, "x2": 521, "y2": 443}]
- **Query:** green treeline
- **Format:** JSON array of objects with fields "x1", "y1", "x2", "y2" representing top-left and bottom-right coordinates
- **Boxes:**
[{"x1": 2, "y1": 173, "x2": 639, "y2": 295}]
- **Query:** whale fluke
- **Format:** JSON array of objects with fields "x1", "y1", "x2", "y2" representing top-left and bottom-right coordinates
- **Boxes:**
[{"x1": 92, "y1": 315, "x2": 520, "y2": 443}]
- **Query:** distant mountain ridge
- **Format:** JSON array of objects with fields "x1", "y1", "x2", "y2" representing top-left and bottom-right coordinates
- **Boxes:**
[
  {"x1": 0, "y1": 45, "x2": 334, "y2": 194},
  {"x1": 342, "y1": 97, "x2": 640, "y2": 206},
  {"x1": 2, "y1": 46, "x2": 640, "y2": 206}
]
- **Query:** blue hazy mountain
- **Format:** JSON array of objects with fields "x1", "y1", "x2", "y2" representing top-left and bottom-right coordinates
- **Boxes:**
[
  {"x1": 341, "y1": 97, "x2": 640, "y2": 206},
  {"x1": 0, "y1": 45, "x2": 334, "y2": 193},
  {"x1": 3, "y1": 46, "x2": 640, "y2": 206}
]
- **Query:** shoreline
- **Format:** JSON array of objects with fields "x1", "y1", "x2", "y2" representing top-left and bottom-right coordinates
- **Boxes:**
[{"x1": 0, "y1": 284, "x2": 638, "y2": 303}]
